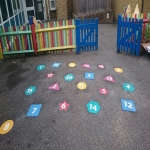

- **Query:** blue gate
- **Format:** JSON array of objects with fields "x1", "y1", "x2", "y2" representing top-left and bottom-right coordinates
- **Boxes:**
[
  {"x1": 76, "y1": 18, "x2": 98, "y2": 54},
  {"x1": 117, "y1": 15, "x2": 143, "y2": 56}
]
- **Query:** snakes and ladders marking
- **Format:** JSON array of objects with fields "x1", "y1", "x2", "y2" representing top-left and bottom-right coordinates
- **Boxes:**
[
  {"x1": 59, "y1": 100, "x2": 70, "y2": 111},
  {"x1": 37, "y1": 65, "x2": 45, "y2": 71},
  {"x1": 86, "y1": 100, "x2": 101, "y2": 114},
  {"x1": 103, "y1": 75, "x2": 115, "y2": 83},
  {"x1": 82, "y1": 63, "x2": 91, "y2": 68},
  {"x1": 85, "y1": 72, "x2": 94, "y2": 80},
  {"x1": 69, "y1": 63, "x2": 76, "y2": 68},
  {"x1": 0, "y1": 120, "x2": 14, "y2": 135},
  {"x1": 49, "y1": 82, "x2": 60, "y2": 91},
  {"x1": 98, "y1": 64, "x2": 105, "y2": 69},
  {"x1": 51, "y1": 62, "x2": 61, "y2": 68},
  {"x1": 64, "y1": 74, "x2": 74, "y2": 82},
  {"x1": 47, "y1": 73, "x2": 54, "y2": 78},
  {"x1": 100, "y1": 88, "x2": 109, "y2": 95},
  {"x1": 122, "y1": 83, "x2": 135, "y2": 92},
  {"x1": 121, "y1": 99, "x2": 136, "y2": 112},
  {"x1": 77, "y1": 82, "x2": 87, "y2": 90},
  {"x1": 114, "y1": 68, "x2": 123, "y2": 73},
  {"x1": 26, "y1": 104, "x2": 42, "y2": 116},
  {"x1": 25, "y1": 86, "x2": 36, "y2": 96}
]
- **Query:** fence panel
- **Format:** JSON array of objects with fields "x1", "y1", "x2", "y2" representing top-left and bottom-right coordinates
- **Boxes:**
[
  {"x1": 34, "y1": 19, "x2": 76, "y2": 54},
  {"x1": 117, "y1": 15, "x2": 143, "y2": 56},
  {"x1": 0, "y1": 25, "x2": 34, "y2": 55},
  {"x1": 76, "y1": 18, "x2": 98, "y2": 53}
]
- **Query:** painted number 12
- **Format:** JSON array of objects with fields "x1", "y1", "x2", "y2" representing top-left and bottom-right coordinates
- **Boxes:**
[{"x1": 124, "y1": 102, "x2": 132, "y2": 109}]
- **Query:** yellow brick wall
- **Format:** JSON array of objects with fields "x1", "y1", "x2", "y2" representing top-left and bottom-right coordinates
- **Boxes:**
[
  {"x1": 112, "y1": 0, "x2": 142, "y2": 21},
  {"x1": 143, "y1": 0, "x2": 150, "y2": 14},
  {"x1": 56, "y1": 0, "x2": 68, "y2": 20}
]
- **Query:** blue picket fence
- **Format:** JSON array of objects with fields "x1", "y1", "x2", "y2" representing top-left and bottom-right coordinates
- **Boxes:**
[
  {"x1": 76, "y1": 18, "x2": 98, "y2": 54},
  {"x1": 117, "y1": 15, "x2": 143, "y2": 56}
]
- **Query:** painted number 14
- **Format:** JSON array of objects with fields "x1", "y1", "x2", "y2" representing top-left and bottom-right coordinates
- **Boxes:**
[{"x1": 90, "y1": 104, "x2": 97, "y2": 111}]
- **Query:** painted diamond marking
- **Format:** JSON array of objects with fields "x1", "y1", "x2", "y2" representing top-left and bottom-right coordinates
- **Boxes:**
[
  {"x1": 85, "y1": 72, "x2": 94, "y2": 80},
  {"x1": 98, "y1": 64, "x2": 105, "y2": 69},
  {"x1": 49, "y1": 82, "x2": 59, "y2": 90},
  {"x1": 82, "y1": 63, "x2": 91, "y2": 68},
  {"x1": 51, "y1": 62, "x2": 61, "y2": 68},
  {"x1": 47, "y1": 73, "x2": 54, "y2": 78},
  {"x1": 100, "y1": 88, "x2": 109, "y2": 95},
  {"x1": 25, "y1": 86, "x2": 36, "y2": 96},
  {"x1": 26, "y1": 104, "x2": 42, "y2": 116},
  {"x1": 86, "y1": 100, "x2": 101, "y2": 114},
  {"x1": 59, "y1": 100, "x2": 70, "y2": 111},
  {"x1": 64, "y1": 74, "x2": 74, "y2": 82},
  {"x1": 37, "y1": 65, "x2": 45, "y2": 71},
  {"x1": 104, "y1": 75, "x2": 115, "y2": 83},
  {"x1": 121, "y1": 99, "x2": 136, "y2": 112},
  {"x1": 122, "y1": 83, "x2": 135, "y2": 92}
]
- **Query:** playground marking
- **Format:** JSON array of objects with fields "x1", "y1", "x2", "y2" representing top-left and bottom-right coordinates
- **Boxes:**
[
  {"x1": 98, "y1": 64, "x2": 105, "y2": 69},
  {"x1": 25, "y1": 86, "x2": 36, "y2": 96},
  {"x1": 77, "y1": 82, "x2": 87, "y2": 90},
  {"x1": 49, "y1": 82, "x2": 60, "y2": 90},
  {"x1": 114, "y1": 68, "x2": 123, "y2": 73},
  {"x1": 69, "y1": 63, "x2": 76, "y2": 68},
  {"x1": 0, "y1": 120, "x2": 14, "y2": 135},
  {"x1": 37, "y1": 65, "x2": 45, "y2": 71},
  {"x1": 104, "y1": 75, "x2": 115, "y2": 83},
  {"x1": 51, "y1": 62, "x2": 61, "y2": 68},
  {"x1": 26, "y1": 104, "x2": 42, "y2": 116},
  {"x1": 85, "y1": 72, "x2": 94, "y2": 80},
  {"x1": 122, "y1": 83, "x2": 135, "y2": 92},
  {"x1": 100, "y1": 88, "x2": 109, "y2": 95},
  {"x1": 59, "y1": 100, "x2": 70, "y2": 111},
  {"x1": 47, "y1": 73, "x2": 54, "y2": 78},
  {"x1": 86, "y1": 100, "x2": 101, "y2": 114},
  {"x1": 82, "y1": 63, "x2": 91, "y2": 68},
  {"x1": 64, "y1": 74, "x2": 74, "y2": 82},
  {"x1": 121, "y1": 99, "x2": 136, "y2": 112}
]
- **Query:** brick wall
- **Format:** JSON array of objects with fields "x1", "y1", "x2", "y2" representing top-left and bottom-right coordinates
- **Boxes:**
[
  {"x1": 56, "y1": 0, "x2": 68, "y2": 20},
  {"x1": 143, "y1": 0, "x2": 150, "y2": 14},
  {"x1": 112, "y1": 0, "x2": 142, "y2": 21},
  {"x1": 67, "y1": 0, "x2": 73, "y2": 19}
]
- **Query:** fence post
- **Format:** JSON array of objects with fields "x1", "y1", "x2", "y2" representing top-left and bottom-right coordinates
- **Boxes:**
[
  {"x1": 31, "y1": 24, "x2": 37, "y2": 55},
  {"x1": 117, "y1": 15, "x2": 121, "y2": 52},
  {"x1": 76, "y1": 19, "x2": 80, "y2": 54},
  {"x1": 0, "y1": 39, "x2": 3, "y2": 59},
  {"x1": 95, "y1": 18, "x2": 98, "y2": 50}
]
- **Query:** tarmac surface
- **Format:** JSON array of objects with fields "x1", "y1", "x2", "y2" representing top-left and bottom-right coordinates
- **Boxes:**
[{"x1": 0, "y1": 24, "x2": 150, "y2": 150}]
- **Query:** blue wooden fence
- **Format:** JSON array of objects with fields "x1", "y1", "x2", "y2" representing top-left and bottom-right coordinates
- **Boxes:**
[
  {"x1": 76, "y1": 18, "x2": 98, "y2": 54},
  {"x1": 117, "y1": 15, "x2": 143, "y2": 56}
]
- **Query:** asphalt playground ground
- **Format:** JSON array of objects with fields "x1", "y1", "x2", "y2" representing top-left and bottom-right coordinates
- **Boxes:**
[{"x1": 0, "y1": 24, "x2": 150, "y2": 150}]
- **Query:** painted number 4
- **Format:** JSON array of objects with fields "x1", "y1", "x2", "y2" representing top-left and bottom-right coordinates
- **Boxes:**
[{"x1": 90, "y1": 104, "x2": 97, "y2": 111}]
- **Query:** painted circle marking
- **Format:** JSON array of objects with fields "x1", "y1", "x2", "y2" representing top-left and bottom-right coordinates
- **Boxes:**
[
  {"x1": 69, "y1": 63, "x2": 76, "y2": 68},
  {"x1": 77, "y1": 82, "x2": 87, "y2": 90},
  {"x1": 0, "y1": 120, "x2": 14, "y2": 135},
  {"x1": 114, "y1": 68, "x2": 123, "y2": 73}
]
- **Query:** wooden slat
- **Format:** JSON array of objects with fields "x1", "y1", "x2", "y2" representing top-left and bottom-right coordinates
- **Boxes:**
[
  {"x1": 38, "y1": 45, "x2": 76, "y2": 52},
  {"x1": 47, "y1": 22, "x2": 51, "y2": 48},
  {"x1": 17, "y1": 26, "x2": 23, "y2": 50},
  {"x1": 0, "y1": 31, "x2": 32, "y2": 37},
  {"x1": 3, "y1": 50, "x2": 34, "y2": 55},
  {"x1": 26, "y1": 25, "x2": 31, "y2": 50},
  {"x1": 35, "y1": 25, "x2": 75, "y2": 33}
]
